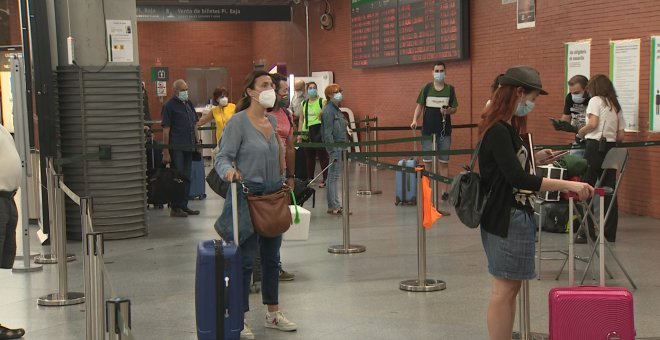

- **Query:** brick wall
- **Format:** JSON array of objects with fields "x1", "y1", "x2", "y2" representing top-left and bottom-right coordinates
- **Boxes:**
[
  {"x1": 289, "y1": 0, "x2": 660, "y2": 218},
  {"x1": 137, "y1": 21, "x2": 254, "y2": 121}
]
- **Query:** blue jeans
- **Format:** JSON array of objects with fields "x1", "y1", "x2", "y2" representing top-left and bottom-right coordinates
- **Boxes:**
[
  {"x1": 0, "y1": 196, "x2": 18, "y2": 269},
  {"x1": 240, "y1": 233, "x2": 282, "y2": 312},
  {"x1": 421, "y1": 134, "x2": 451, "y2": 163},
  {"x1": 170, "y1": 149, "x2": 192, "y2": 209},
  {"x1": 326, "y1": 150, "x2": 342, "y2": 209}
]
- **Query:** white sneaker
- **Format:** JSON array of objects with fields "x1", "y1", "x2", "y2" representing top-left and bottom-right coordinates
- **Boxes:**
[
  {"x1": 240, "y1": 322, "x2": 255, "y2": 339},
  {"x1": 265, "y1": 311, "x2": 298, "y2": 331}
]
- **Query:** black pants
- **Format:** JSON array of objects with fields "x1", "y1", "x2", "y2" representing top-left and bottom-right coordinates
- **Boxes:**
[
  {"x1": 584, "y1": 139, "x2": 618, "y2": 242},
  {"x1": 0, "y1": 196, "x2": 18, "y2": 269}
]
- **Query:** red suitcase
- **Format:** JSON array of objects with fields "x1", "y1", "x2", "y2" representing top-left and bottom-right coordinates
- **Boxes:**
[{"x1": 548, "y1": 194, "x2": 635, "y2": 340}]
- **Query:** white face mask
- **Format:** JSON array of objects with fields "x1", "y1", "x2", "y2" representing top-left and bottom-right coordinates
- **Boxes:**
[
  {"x1": 295, "y1": 90, "x2": 303, "y2": 97},
  {"x1": 218, "y1": 97, "x2": 229, "y2": 106},
  {"x1": 256, "y1": 88, "x2": 276, "y2": 109}
]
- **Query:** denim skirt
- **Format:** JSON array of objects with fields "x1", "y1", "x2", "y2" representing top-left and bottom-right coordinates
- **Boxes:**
[{"x1": 480, "y1": 207, "x2": 536, "y2": 280}]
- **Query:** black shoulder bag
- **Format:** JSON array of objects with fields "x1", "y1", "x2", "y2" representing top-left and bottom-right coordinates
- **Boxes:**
[{"x1": 448, "y1": 141, "x2": 490, "y2": 228}]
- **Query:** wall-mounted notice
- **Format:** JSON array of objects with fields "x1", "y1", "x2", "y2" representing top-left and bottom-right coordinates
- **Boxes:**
[
  {"x1": 565, "y1": 40, "x2": 591, "y2": 94},
  {"x1": 106, "y1": 20, "x2": 134, "y2": 63},
  {"x1": 517, "y1": 0, "x2": 535, "y2": 29},
  {"x1": 610, "y1": 39, "x2": 640, "y2": 132},
  {"x1": 650, "y1": 36, "x2": 660, "y2": 132}
]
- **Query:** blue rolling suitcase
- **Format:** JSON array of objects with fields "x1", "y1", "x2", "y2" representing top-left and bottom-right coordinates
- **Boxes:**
[
  {"x1": 188, "y1": 159, "x2": 207, "y2": 200},
  {"x1": 395, "y1": 129, "x2": 418, "y2": 205},
  {"x1": 196, "y1": 182, "x2": 243, "y2": 340},
  {"x1": 395, "y1": 159, "x2": 417, "y2": 205}
]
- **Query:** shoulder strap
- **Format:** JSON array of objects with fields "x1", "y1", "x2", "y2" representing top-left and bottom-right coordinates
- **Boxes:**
[
  {"x1": 423, "y1": 82, "x2": 433, "y2": 100},
  {"x1": 318, "y1": 98, "x2": 324, "y2": 109},
  {"x1": 469, "y1": 140, "x2": 483, "y2": 170},
  {"x1": 304, "y1": 99, "x2": 309, "y2": 129},
  {"x1": 449, "y1": 85, "x2": 456, "y2": 107},
  {"x1": 269, "y1": 117, "x2": 285, "y2": 176}
]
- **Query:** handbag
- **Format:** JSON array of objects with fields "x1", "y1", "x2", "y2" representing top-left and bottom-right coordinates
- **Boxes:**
[
  {"x1": 244, "y1": 184, "x2": 293, "y2": 237},
  {"x1": 244, "y1": 125, "x2": 292, "y2": 237},
  {"x1": 448, "y1": 141, "x2": 490, "y2": 228},
  {"x1": 147, "y1": 167, "x2": 187, "y2": 205},
  {"x1": 206, "y1": 167, "x2": 229, "y2": 198}
]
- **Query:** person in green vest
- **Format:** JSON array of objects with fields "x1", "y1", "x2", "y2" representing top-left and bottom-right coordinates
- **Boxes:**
[{"x1": 297, "y1": 82, "x2": 329, "y2": 187}]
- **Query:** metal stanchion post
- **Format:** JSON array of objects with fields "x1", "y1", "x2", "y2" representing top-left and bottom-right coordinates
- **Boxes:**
[
  {"x1": 85, "y1": 231, "x2": 105, "y2": 340},
  {"x1": 512, "y1": 283, "x2": 549, "y2": 340},
  {"x1": 106, "y1": 298, "x2": 131, "y2": 340},
  {"x1": 399, "y1": 169, "x2": 446, "y2": 292},
  {"x1": 38, "y1": 174, "x2": 85, "y2": 306},
  {"x1": 328, "y1": 150, "x2": 366, "y2": 254},
  {"x1": 35, "y1": 160, "x2": 76, "y2": 264},
  {"x1": 10, "y1": 53, "x2": 42, "y2": 273},
  {"x1": 358, "y1": 115, "x2": 381, "y2": 195},
  {"x1": 432, "y1": 134, "x2": 439, "y2": 208}
]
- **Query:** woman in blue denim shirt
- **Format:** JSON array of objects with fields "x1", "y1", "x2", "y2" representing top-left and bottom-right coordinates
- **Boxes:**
[
  {"x1": 214, "y1": 70, "x2": 297, "y2": 338},
  {"x1": 321, "y1": 84, "x2": 348, "y2": 215}
]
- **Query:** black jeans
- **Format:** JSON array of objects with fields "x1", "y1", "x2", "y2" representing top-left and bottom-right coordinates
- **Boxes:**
[
  {"x1": 0, "y1": 196, "x2": 18, "y2": 269},
  {"x1": 583, "y1": 139, "x2": 618, "y2": 242}
]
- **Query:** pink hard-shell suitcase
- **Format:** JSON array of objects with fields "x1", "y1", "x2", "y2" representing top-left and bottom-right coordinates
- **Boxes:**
[{"x1": 548, "y1": 193, "x2": 635, "y2": 340}]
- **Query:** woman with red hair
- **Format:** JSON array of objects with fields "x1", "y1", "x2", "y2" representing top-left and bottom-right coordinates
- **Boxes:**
[{"x1": 478, "y1": 66, "x2": 593, "y2": 340}]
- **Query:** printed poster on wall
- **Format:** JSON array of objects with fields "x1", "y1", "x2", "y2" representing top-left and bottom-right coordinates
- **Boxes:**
[
  {"x1": 565, "y1": 40, "x2": 591, "y2": 94},
  {"x1": 106, "y1": 20, "x2": 134, "y2": 63},
  {"x1": 517, "y1": 0, "x2": 535, "y2": 29},
  {"x1": 610, "y1": 39, "x2": 640, "y2": 132},
  {"x1": 650, "y1": 36, "x2": 660, "y2": 132}
]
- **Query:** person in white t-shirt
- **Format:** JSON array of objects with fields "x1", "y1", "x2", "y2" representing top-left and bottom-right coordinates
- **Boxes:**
[
  {"x1": 576, "y1": 74, "x2": 625, "y2": 243},
  {"x1": 0, "y1": 124, "x2": 27, "y2": 339}
]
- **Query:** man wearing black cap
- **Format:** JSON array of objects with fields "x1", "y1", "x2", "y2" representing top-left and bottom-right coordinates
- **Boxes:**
[{"x1": 0, "y1": 124, "x2": 26, "y2": 339}]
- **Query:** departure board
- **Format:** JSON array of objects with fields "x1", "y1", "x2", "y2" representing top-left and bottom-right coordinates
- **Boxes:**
[
  {"x1": 351, "y1": 0, "x2": 398, "y2": 67},
  {"x1": 350, "y1": 0, "x2": 469, "y2": 68}
]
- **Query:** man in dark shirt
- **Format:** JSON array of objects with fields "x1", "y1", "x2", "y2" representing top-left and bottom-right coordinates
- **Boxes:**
[
  {"x1": 555, "y1": 75, "x2": 591, "y2": 157},
  {"x1": 410, "y1": 61, "x2": 459, "y2": 201},
  {"x1": 161, "y1": 79, "x2": 200, "y2": 217}
]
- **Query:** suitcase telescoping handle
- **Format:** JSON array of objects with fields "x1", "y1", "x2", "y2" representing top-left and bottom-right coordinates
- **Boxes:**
[
  {"x1": 567, "y1": 188, "x2": 606, "y2": 287},
  {"x1": 230, "y1": 181, "x2": 240, "y2": 245}
]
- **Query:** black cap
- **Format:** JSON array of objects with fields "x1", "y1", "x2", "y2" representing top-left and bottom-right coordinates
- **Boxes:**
[{"x1": 498, "y1": 66, "x2": 548, "y2": 95}]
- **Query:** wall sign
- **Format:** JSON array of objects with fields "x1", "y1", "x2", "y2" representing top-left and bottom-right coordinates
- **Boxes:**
[
  {"x1": 517, "y1": 0, "x2": 535, "y2": 29},
  {"x1": 156, "y1": 81, "x2": 167, "y2": 97},
  {"x1": 136, "y1": 5, "x2": 291, "y2": 22},
  {"x1": 650, "y1": 36, "x2": 660, "y2": 132},
  {"x1": 106, "y1": 20, "x2": 134, "y2": 63},
  {"x1": 150, "y1": 67, "x2": 169, "y2": 81},
  {"x1": 565, "y1": 40, "x2": 591, "y2": 94},
  {"x1": 610, "y1": 39, "x2": 641, "y2": 132}
]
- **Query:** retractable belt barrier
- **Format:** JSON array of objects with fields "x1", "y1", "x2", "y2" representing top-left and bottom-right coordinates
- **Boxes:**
[{"x1": 38, "y1": 157, "x2": 135, "y2": 340}]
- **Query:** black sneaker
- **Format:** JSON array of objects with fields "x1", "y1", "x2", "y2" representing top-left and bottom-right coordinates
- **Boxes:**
[
  {"x1": 441, "y1": 192, "x2": 449, "y2": 201},
  {"x1": 0, "y1": 324, "x2": 26, "y2": 339}
]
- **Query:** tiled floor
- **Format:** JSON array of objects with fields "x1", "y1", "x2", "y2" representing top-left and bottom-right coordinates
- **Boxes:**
[{"x1": 1, "y1": 163, "x2": 659, "y2": 339}]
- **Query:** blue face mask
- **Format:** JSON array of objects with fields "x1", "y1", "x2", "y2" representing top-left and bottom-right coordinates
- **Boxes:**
[
  {"x1": 571, "y1": 93, "x2": 585, "y2": 104},
  {"x1": 515, "y1": 100, "x2": 535, "y2": 117},
  {"x1": 433, "y1": 72, "x2": 445, "y2": 82},
  {"x1": 333, "y1": 92, "x2": 343, "y2": 102},
  {"x1": 308, "y1": 88, "x2": 318, "y2": 97},
  {"x1": 178, "y1": 90, "x2": 189, "y2": 102}
]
